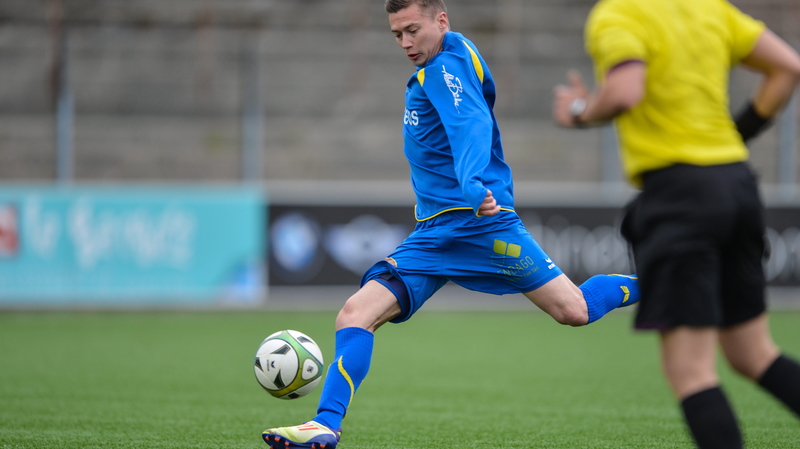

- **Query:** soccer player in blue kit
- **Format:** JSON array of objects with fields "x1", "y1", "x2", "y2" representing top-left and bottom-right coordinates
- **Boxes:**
[{"x1": 262, "y1": 1, "x2": 640, "y2": 447}]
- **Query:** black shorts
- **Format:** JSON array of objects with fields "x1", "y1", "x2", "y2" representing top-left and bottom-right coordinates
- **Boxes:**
[{"x1": 621, "y1": 162, "x2": 767, "y2": 331}]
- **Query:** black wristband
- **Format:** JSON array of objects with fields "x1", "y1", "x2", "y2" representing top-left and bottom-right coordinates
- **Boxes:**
[{"x1": 734, "y1": 101, "x2": 771, "y2": 143}]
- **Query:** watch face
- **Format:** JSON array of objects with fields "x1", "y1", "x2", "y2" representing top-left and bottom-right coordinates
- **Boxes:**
[{"x1": 569, "y1": 98, "x2": 587, "y2": 116}]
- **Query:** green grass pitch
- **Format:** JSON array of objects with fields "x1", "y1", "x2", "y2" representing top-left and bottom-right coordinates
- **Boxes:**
[{"x1": 1, "y1": 308, "x2": 798, "y2": 448}]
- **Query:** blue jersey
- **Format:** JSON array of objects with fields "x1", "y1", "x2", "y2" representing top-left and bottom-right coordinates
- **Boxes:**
[{"x1": 403, "y1": 31, "x2": 515, "y2": 221}]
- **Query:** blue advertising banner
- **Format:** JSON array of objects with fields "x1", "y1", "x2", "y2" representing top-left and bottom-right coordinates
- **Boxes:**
[{"x1": 0, "y1": 185, "x2": 265, "y2": 306}]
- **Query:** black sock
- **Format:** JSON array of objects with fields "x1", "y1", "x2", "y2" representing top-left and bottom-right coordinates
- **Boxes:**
[
  {"x1": 681, "y1": 387, "x2": 743, "y2": 449},
  {"x1": 758, "y1": 354, "x2": 800, "y2": 417}
]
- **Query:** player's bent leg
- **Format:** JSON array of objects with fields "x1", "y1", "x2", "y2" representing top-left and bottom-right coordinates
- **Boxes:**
[
  {"x1": 579, "y1": 274, "x2": 640, "y2": 323},
  {"x1": 523, "y1": 273, "x2": 639, "y2": 326},
  {"x1": 262, "y1": 421, "x2": 341, "y2": 449},
  {"x1": 523, "y1": 274, "x2": 589, "y2": 326},
  {"x1": 317, "y1": 281, "x2": 401, "y2": 431}
]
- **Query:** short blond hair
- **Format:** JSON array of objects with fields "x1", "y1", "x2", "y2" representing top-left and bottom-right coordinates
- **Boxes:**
[{"x1": 385, "y1": 0, "x2": 447, "y2": 16}]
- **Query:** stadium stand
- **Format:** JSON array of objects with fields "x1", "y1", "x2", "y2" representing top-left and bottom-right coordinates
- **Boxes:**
[{"x1": 0, "y1": 0, "x2": 797, "y2": 184}]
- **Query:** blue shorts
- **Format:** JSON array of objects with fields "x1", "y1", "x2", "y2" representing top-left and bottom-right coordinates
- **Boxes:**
[{"x1": 361, "y1": 210, "x2": 563, "y2": 323}]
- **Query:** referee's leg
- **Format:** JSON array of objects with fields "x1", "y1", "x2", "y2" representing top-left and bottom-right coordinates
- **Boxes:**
[{"x1": 662, "y1": 327, "x2": 744, "y2": 449}]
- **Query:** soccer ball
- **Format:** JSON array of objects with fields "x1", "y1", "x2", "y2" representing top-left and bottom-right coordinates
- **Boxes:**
[{"x1": 254, "y1": 329, "x2": 324, "y2": 400}]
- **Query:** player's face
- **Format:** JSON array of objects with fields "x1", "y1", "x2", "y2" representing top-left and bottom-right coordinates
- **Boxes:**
[{"x1": 389, "y1": 4, "x2": 448, "y2": 67}]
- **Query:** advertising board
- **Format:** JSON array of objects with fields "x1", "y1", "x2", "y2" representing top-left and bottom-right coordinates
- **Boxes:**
[
  {"x1": 268, "y1": 203, "x2": 800, "y2": 288},
  {"x1": 0, "y1": 185, "x2": 265, "y2": 306}
]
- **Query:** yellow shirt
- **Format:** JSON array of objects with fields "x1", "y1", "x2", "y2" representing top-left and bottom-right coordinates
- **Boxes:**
[{"x1": 585, "y1": 0, "x2": 765, "y2": 186}]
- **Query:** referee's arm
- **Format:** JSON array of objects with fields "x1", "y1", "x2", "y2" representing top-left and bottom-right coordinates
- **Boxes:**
[
  {"x1": 553, "y1": 62, "x2": 645, "y2": 128},
  {"x1": 734, "y1": 30, "x2": 800, "y2": 141}
]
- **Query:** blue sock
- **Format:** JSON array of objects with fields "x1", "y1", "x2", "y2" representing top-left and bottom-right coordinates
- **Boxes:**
[
  {"x1": 313, "y1": 327, "x2": 374, "y2": 431},
  {"x1": 580, "y1": 274, "x2": 640, "y2": 324}
]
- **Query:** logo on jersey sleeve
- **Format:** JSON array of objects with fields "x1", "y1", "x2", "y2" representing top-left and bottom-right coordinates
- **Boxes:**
[
  {"x1": 441, "y1": 65, "x2": 463, "y2": 113},
  {"x1": 404, "y1": 108, "x2": 419, "y2": 126}
]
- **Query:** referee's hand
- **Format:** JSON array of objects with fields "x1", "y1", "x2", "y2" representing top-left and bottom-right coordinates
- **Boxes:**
[
  {"x1": 478, "y1": 190, "x2": 501, "y2": 216},
  {"x1": 553, "y1": 70, "x2": 589, "y2": 127}
]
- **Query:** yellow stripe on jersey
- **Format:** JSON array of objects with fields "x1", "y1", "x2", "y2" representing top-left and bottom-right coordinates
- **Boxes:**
[
  {"x1": 415, "y1": 206, "x2": 516, "y2": 222},
  {"x1": 417, "y1": 68, "x2": 426, "y2": 86},
  {"x1": 462, "y1": 40, "x2": 484, "y2": 83}
]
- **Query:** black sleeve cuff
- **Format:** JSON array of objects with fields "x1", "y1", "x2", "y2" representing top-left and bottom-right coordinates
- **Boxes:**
[{"x1": 734, "y1": 102, "x2": 771, "y2": 143}]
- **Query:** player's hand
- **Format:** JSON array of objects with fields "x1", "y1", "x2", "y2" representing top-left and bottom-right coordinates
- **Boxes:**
[
  {"x1": 478, "y1": 190, "x2": 501, "y2": 216},
  {"x1": 553, "y1": 70, "x2": 589, "y2": 127}
]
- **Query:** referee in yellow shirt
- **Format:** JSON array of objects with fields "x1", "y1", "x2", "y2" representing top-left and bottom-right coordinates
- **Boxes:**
[{"x1": 552, "y1": 1, "x2": 800, "y2": 448}]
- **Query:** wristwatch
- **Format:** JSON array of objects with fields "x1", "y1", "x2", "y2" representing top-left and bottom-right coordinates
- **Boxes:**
[{"x1": 569, "y1": 97, "x2": 587, "y2": 127}]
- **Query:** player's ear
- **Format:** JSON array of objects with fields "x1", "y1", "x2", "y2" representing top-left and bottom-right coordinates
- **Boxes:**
[{"x1": 437, "y1": 12, "x2": 448, "y2": 32}]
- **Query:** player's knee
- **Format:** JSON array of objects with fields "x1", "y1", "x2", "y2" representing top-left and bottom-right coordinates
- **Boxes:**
[
  {"x1": 551, "y1": 304, "x2": 589, "y2": 327},
  {"x1": 334, "y1": 282, "x2": 402, "y2": 332},
  {"x1": 558, "y1": 290, "x2": 590, "y2": 326},
  {"x1": 564, "y1": 311, "x2": 589, "y2": 327},
  {"x1": 335, "y1": 298, "x2": 360, "y2": 329}
]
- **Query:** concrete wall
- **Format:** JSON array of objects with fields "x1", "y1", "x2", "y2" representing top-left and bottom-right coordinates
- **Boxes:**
[{"x1": 0, "y1": 0, "x2": 798, "y2": 184}]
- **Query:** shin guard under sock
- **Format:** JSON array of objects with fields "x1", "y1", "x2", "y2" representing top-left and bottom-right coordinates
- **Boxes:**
[
  {"x1": 580, "y1": 274, "x2": 640, "y2": 324},
  {"x1": 314, "y1": 327, "x2": 374, "y2": 431}
]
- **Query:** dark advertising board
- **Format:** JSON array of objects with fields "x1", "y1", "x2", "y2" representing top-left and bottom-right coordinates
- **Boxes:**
[{"x1": 268, "y1": 203, "x2": 800, "y2": 288}]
